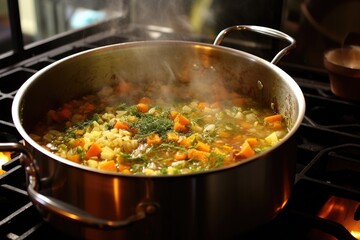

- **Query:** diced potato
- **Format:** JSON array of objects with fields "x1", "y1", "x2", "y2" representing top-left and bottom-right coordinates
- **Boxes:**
[
  {"x1": 182, "y1": 105, "x2": 192, "y2": 113},
  {"x1": 144, "y1": 168, "x2": 156, "y2": 175},
  {"x1": 100, "y1": 146, "x2": 115, "y2": 160},
  {"x1": 265, "y1": 132, "x2": 279, "y2": 145},
  {"x1": 87, "y1": 160, "x2": 98, "y2": 168}
]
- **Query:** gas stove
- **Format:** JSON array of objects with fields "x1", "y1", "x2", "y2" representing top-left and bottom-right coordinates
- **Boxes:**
[{"x1": 1, "y1": 17, "x2": 360, "y2": 240}]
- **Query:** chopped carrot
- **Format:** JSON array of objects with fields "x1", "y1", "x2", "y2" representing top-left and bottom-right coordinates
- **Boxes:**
[
  {"x1": 245, "y1": 137, "x2": 259, "y2": 147},
  {"x1": 137, "y1": 103, "x2": 149, "y2": 113},
  {"x1": 197, "y1": 102, "x2": 206, "y2": 110},
  {"x1": 170, "y1": 111, "x2": 179, "y2": 120},
  {"x1": 172, "y1": 113, "x2": 190, "y2": 133},
  {"x1": 270, "y1": 121, "x2": 284, "y2": 130},
  {"x1": 187, "y1": 149, "x2": 210, "y2": 163},
  {"x1": 98, "y1": 160, "x2": 117, "y2": 172},
  {"x1": 196, "y1": 141, "x2": 211, "y2": 152},
  {"x1": 179, "y1": 137, "x2": 191, "y2": 147},
  {"x1": 67, "y1": 154, "x2": 81, "y2": 163},
  {"x1": 114, "y1": 121, "x2": 129, "y2": 130},
  {"x1": 72, "y1": 138, "x2": 85, "y2": 147},
  {"x1": 118, "y1": 162, "x2": 131, "y2": 174},
  {"x1": 173, "y1": 122, "x2": 187, "y2": 132},
  {"x1": 174, "y1": 151, "x2": 188, "y2": 160},
  {"x1": 264, "y1": 114, "x2": 283, "y2": 123},
  {"x1": 146, "y1": 133, "x2": 162, "y2": 145},
  {"x1": 119, "y1": 163, "x2": 130, "y2": 172},
  {"x1": 175, "y1": 114, "x2": 190, "y2": 125},
  {"x1": 85, "y1": 143, "x2": 102, "y2": 159},
  {"x1": 237, "y1": 141, "x2": 256, "y2": 159}
]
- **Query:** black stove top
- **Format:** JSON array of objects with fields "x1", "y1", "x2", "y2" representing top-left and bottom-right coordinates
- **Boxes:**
[{"x1": 1, "y1": 26, "x2": 360, "y2": 240}]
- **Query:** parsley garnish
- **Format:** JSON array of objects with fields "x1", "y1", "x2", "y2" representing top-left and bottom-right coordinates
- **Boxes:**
[{"x1": 131, "y1": 112, "x2": 173, "y2": 137}]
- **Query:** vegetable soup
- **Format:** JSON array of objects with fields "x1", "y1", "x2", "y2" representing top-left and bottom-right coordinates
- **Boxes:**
[{"x1": 30, "y1": 82, "x2": 289, "y2": 175}]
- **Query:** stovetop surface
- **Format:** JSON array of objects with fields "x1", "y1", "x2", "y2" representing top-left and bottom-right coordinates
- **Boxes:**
[{"x1": 1, "y1": 26, "x2": 360, "y2": 240}]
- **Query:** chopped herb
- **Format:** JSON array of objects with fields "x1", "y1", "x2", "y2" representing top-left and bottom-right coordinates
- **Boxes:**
[{"x1": 131, "y1": 112, "x2": 173, "y2": 137}]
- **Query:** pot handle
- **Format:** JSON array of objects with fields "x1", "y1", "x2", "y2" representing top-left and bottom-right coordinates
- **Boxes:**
[
  {"x1": 213, "y1": 25, "x2": 296, "y2": 65},
  {"x1": 27, "y1": 181, "x2": 159, "y2": 229},
  {"x1": 0, "y1": 142, "x2": 159, "y2": 229}
]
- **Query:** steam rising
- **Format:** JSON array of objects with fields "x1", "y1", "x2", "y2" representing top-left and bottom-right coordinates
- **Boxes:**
[
  {"x1": 108, "y1": 48, "x2": 232, "y2": 105},
  {"x1": 127, "y1": 0, "x2": 279, "y2": 38}
]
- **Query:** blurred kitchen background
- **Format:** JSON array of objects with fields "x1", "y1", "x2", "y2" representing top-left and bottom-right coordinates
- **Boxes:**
[{"x1": 0, "y1": 0, "x2": 359, "y2": 70}]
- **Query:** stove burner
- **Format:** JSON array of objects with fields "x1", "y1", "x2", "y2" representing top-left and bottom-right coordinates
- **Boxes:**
[
  {"x1": 283, "y1": 144, "x2": 360, "y2": 240},
  {"x1": 300, "y1": 144, "x2": 360, "y2": 193}
]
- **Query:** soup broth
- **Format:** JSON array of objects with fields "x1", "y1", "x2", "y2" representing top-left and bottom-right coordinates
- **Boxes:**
[{"x1": 31, "y1": 81, "x2": 289, "y2": 175}]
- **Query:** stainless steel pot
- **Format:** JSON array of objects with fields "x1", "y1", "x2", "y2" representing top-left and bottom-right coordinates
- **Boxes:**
[{"x1": 0, "y1": 26, "x2": 305, "y2": 240}]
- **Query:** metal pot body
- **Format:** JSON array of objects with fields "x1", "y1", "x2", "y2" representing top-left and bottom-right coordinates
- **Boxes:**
[{"x1": 9, "y1": 40, "x2": 305, "y2": 239}]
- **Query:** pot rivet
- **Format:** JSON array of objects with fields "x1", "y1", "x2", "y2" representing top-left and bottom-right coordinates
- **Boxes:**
[
  {"x1": 257, "y1": 80, "x2": 264, "y2": 90},
  {"x1": 192, "y1": 63, "x2": 200, "y2": 71},
  {"x1": 145, "y1": 204, "x2": 157, "y2": 215}
]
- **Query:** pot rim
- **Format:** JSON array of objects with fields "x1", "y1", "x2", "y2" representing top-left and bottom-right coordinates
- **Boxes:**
[{"x1": 12, "y1": 40, "x2": 306, "y2": 178}]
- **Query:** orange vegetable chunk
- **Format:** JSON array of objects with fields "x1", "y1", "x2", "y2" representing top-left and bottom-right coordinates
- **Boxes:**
[
  {"x1": 147, "y1": 133, "x2": 162, "y2": 145},
  {"x1": 196, "y1": 141, "x2": 211, "y2": 152},
  {"x1": 170, "y1": 110, "x2": 179, "y2": 120},
  {"x1": 114, "y1": 121, "x2": 129, "y2": 130},
  {"x1": 173, "y1": 122, "x2": 187, "y2": 132},
  {"x1": 264, "y1": 114, "x2": 283, "y2": 123},
  {"x1": 67, "y1": 154, "x2": 81, "y2": 163},
  {"x1": 175, "y1": 114, "x2": 190, "y2": 125},
  {"x1": 188, "y1": 149, "x2": 210, "y2": 163},
  {"x1": 174, "y1": 151, "x2": 188, "y2": 160},
  {"x1": 99, "y1": 160, "x2": 117, "y2": 172},
  {"x1": 137, "y1": 103, "x2": 149, "y2": 113},
  {"x1": 197, "y1": 102, "x2": 206, "y2": 110},
  {"x1": 245, "y1": 137, "x2": 258, "y2": 147},
  {"x1": 238, "y1": 141, "x2": 256, "y2": 159},
  {"x1": 85, "y1": 143, "x2": 102, "y2": 159},
  {"x1": 270, "y1": 121, "x2": 284, "y2": 130},
  {"x1": 72, "y1": 138, "x2": 85, "y2": 147}
]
